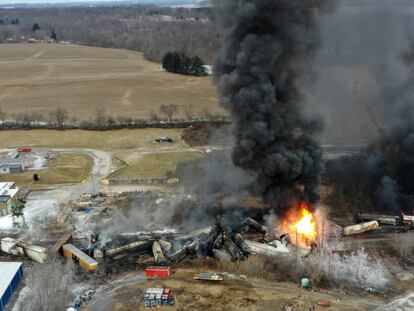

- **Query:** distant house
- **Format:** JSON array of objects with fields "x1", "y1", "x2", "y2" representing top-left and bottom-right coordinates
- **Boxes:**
[
  {"x1": 0, "y1": 158, "x2": 25, "y2": 174},
  {"x1": 0, "y1": 182, "x2": 19, "y2": 216}
]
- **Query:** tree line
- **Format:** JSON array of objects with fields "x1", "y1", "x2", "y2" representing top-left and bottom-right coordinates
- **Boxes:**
[
  {"x1": 162, "y1": 51, "x2": 208, "y2": 76},
  {"x1": 0, "y1": 18, "x2": 19, "y2": 25},
  {"x1": 0, "y1": 105, "x2": 229, "y2": 131},
  {"x1": 0, "y1": 5, "x2": 220, "y2": 63}
]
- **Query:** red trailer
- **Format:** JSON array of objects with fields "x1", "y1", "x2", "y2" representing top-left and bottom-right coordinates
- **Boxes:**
[
  {"x1": 17, "y1": 148, "x2": 32, "y2": 153},
  {"x1": 145, "y1": 266, "x2": 171, "y2": 278}
]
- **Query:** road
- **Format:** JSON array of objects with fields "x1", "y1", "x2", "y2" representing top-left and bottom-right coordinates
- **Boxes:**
[{"x1": 0, "y1": 148, "x2": 112, "y2": 233}]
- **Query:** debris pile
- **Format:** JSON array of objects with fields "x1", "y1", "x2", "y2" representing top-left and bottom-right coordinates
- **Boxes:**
[{"x1": 90, "y1": 216, "x2": 314, "y2": 266}]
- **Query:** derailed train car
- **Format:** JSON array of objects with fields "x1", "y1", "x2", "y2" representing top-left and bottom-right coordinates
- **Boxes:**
[{"x1": 63, "y1": 244, "x2": 98, "y2": 271}]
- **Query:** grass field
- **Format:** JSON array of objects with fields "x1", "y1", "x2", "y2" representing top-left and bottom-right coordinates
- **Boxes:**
[
  {"x1": 0, "y1": 153, "x2": 93, "y2": 186},
  {"x1": 0, "y1": 43, "x2": 224, "y2": 120},
  {"x1": 112, "y1": 151, "x2": 201, "y2": 178},
  {"x1": 0, "y1": 128, "x2": 186, "y2": 150}
]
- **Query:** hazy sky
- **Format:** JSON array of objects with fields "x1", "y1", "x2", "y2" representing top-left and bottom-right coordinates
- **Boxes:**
[{"x1": 0, "y1": 0, "x2": 191, "y2": 4}]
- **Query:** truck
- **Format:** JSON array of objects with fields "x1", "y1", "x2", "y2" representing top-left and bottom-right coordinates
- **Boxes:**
[
  {"x1": 145, "y1": 266, "x2": 171, "y2": 278},
  {"x1": 144, "y1": 288, "x2": 174, "y2": 308}
]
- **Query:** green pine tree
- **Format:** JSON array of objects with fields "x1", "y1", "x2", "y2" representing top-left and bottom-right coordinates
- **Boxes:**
[{"x1": 32, "y1": 23, "x2": 40, "y2": 32}]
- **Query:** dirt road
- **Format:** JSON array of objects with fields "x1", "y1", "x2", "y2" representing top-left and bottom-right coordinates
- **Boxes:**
[
  {"x1": 0, "y1": 147, "x2": 112, "y2": 233},
  {"x1": 83, "y1": 269, "x2": 387, "y2": 311}
]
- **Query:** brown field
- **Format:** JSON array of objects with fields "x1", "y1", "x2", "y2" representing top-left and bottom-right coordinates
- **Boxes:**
[
  {"x1": 0, "y1": 153, "x2": 93, "y2": 186},
  {"x1": 84, "y1": 267, "x2": 385, "y2": 311},
  {"x1": 0, "y1": 43, "x2": 223, "y2": 120},
  {"x1": 0, "y1": 129, "x2": 186, "y2": 150},
  {"x1": 112, "y1": 151, "x2": 202, "y2": 178}
]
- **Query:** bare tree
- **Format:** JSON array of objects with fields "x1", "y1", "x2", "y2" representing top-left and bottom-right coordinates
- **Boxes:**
[
  {"x1": 25, "y1": 258, "x2": 74, "y2": 311},
  {"x1": 0, "y1": 106, "x2": 6, "y2": 129},
  {"x1": 49, "y1": 107, "x2": 68, "y2": 129},
  {"x1": 21, "y1": 112, "x2": 32, "y2": 127},
  {"x1": 107, "y1": 115, "x2": 116, "y2": 128},
  {"x1": 30, "y1": 111, "x2": 44, "y2": 127},
  {"x1": 159, "y1": 104, "x2": 178, "y2": 123},
  {"x1": 199, "y1": 107, "x2": 211, "y2": 121},
  {"x1": 182, "y1": 103, "x2": 194, "y2": 121},
  {"x1": 149, "y1": 109, "x2": 159, "y2": 123},
  {"x1": 69, "y1": 115, "x2": 78, "y2": 127},
  {"x1": 13, "y1": 112, "x2": 25, "y2": 126},
  {"x1": 117, "y1": 116, "x2": 127, "y2": 127},
  {"x1": 95, "y1": 108, "x2": 107, "y2": 129}
]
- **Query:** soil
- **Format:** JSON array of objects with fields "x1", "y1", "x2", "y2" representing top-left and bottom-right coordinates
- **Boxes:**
[{"x1": 84, "y1": 268, "x2": 387, "y2": 311}]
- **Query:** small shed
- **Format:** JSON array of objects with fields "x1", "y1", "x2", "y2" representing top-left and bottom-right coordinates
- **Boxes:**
[
  {"x1": 0, "y1": 159, "x2": 25, "y2": 174},
  {"x1": 0, "y1": 262, "x2": 24, "y2": 311}
]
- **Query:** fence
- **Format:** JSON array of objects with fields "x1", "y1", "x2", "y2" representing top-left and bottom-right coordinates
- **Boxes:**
[{"x1": 104, "y1": 177, "x2": 168, "y2": 186}]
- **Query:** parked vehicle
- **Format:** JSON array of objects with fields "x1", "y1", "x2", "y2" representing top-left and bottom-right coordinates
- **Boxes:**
[
  {"x1": 70, "y1": 289, "x2": 95, "y2": 310},
  {"x1": 144, "y1": 288, "x2": 174, "y2": 308},
  {"x1": 145, "y1": 266, "x2": 171, "y2": 278},
  {"x1": 155, "y1": 137, "x2": 173, "y2": 143},
  {"x1": 80, "y1": 289, "x2": 95, "y2": 302},
  {"x1": 17, "y1": 148, "x2": 32, "y2": 153}
]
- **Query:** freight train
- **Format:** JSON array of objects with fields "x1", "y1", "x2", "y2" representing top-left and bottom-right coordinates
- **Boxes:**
[{"x1": 62, "y1": 244, "x2": 97, "y2": 271}]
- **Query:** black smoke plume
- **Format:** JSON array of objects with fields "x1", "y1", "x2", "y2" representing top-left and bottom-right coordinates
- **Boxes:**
[
  {"x1": 212, "y1": 0, "x2": 329, "y2": 210},
  {"x1": 326, "y1": 45, "x2": 414, "y2": 214}
]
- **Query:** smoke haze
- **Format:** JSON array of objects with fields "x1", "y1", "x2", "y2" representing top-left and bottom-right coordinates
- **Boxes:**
[{"x1": 322, "y1": 1, "x2": 414, "y2": 214}]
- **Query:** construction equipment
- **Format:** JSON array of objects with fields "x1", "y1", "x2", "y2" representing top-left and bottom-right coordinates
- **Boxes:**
[
  {"x1": 194, "y1": 272, "x2": 223, "y2": 281},
  {"x1": 11, "y1": 200, "x2": 26, "y2": 227}
]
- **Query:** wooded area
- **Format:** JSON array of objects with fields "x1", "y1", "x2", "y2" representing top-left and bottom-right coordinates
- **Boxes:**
[{"x1": 0, "y1": 5, "x2": 220, "y2": 63}]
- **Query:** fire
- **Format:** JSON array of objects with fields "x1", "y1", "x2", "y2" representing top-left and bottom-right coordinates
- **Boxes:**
[
  {"x1": 290, "y1": 206, "x2": 317, "y2": 240},
  {"x1": 278, "y1": 202, "x2": 318, "y2": 248}
]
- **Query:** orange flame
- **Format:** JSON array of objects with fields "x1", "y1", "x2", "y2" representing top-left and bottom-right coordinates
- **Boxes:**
[
  {"x1": 290, "y1": 206, "x2": 317, "y2": 240},
  {"x1": 278, "y1": 202, "x2": 317, "y2": 248}
]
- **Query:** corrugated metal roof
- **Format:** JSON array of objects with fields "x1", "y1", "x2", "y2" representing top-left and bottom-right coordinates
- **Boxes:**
[
  {"x1": 0, "y1": 182, "x2": 14, "y2": 191},
  {"x1": 0, "y1": 159, "x2": 24, "y2": 165},
  {"x1": 0, "y1": 183, "x2": 18, "y2": 198},
  {"x1": 0, "y1": 262, "x2": 22, "y2": 301}
]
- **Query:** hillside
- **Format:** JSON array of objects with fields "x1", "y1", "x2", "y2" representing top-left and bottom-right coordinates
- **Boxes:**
[{"x1": 0, "y1": 43, "x2": 223, "y2": 121}]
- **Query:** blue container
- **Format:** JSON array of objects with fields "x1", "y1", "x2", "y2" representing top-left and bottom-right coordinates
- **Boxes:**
[{"x1": 0, "y1": 262, "x2": 24, "y2": 311}]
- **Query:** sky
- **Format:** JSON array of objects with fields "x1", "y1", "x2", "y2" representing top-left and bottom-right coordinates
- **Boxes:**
[{"x1": 0, "y1": 0, "x2": 197, "y2": 4}]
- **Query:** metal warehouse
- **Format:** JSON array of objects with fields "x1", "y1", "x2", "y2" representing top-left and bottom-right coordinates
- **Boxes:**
[
  {"x1": 0, "y1": 158, "x2": 25, "y2": 174},
  {"x1": 0, "y1": 262, "x2": 23, "y2": 311}
]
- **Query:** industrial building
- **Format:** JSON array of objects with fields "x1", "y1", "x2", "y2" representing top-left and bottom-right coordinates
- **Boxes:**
[
  {"x1": 0, "y1": 158, "x2": 25, "y2": 174},
  {"x1": 0, "y1": 262, "x2": 24, "y2": 311},
  {"x1": 0, "y1": 182, "x2": 19, "y2": 216}
]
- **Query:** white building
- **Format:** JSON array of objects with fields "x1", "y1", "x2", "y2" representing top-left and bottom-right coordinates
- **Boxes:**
[
  {"x1": 0, "y1": 182, "x2": 19, "y2": 216},
  {"x1": 0, "y1": 159, "x2": 25, "y2": 174}
]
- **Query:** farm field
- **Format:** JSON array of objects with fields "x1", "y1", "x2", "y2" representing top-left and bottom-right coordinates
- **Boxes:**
[
  {"x1": 0, "y1": 128, "x2": 187, "y2": 150},
  {"x1": 0, "y1": 153, "x2": 93, "y2": 186},
  {"x1": 111, "y1": 151, "x2": 202, "y2": 178},
  {"x1": 0, "y1": 43, "x2": 224, "y2": 121}
]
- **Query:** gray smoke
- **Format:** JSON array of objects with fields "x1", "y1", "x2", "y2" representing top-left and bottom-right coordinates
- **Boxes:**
[
  {"x1": 212, "y1": 0, "x2": 330, "y2": 210},
  {"x1": 323, "y1": 2, "x2": 414, "y2": 214}
]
